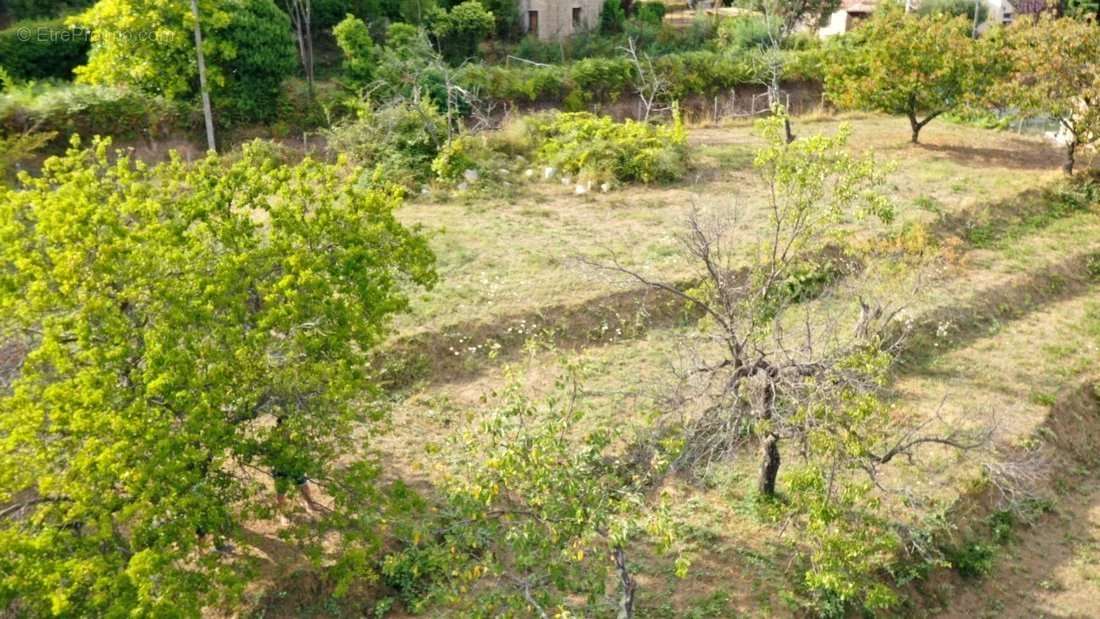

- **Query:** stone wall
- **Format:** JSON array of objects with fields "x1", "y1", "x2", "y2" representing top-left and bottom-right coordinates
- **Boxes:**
[{"x1": 517, "y1": 0, "x2": 605, "y2": 39}]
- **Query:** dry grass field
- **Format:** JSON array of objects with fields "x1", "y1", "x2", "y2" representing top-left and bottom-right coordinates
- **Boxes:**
[{"x1": 296, "y1": 113, "x2": 1100, "y2": 616}]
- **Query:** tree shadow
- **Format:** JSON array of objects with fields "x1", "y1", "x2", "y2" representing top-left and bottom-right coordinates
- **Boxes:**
[{"x1": 916, "y1": 139, "x2": 1066, "y2": 171}]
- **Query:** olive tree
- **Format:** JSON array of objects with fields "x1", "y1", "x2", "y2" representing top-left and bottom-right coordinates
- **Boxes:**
[
  {"x1": 824, "y1": 7, "x2": 989, "y2": 144},
  {"x1": 997, "y1": 14, "x2": 1100, "y2": 174},
  {"x1": 0, "y1": 138, "x2": 436, "y2": 615}
]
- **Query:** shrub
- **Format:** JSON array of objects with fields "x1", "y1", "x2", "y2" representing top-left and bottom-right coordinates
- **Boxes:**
[
  {"x1": 0, "y1": 82, "x2": 187, "y2": 141},
  {"x1": 334, "y1": 14, "x2": 376, "y2": 88},
  {"x1": 524, "y1": 110, "x2": 688, "y2": 183},
  {"x1": 325, "y1": 98, "x2": 449, "y2": 188},
  {"x1": 568, "y1": 56, "x2": 634, "y2": 103},
  {"x1": 0, "y1": 18, "x2": 89, "y2": 81},
  {"x1": 2, "y1": 0, "x2": 93, "y2": 19},
  {"x1": 430, "y1": 0, "x2": 495, "y2": 64},
  {"x1": 216, "y1": 0, "x2": 297, "y2": 124},
  {"x1": 635, "y1": 1, "x2": 667, "y2": 25},
  {"x1": 717, "y1": 15, "x2": 774, "y2": 50},
  {"x1": 600, "y1": 0, "x2": 627, "y2": 33},
  {"x1": 947, "y1": 542, "x2": 996, "y2": 579}
]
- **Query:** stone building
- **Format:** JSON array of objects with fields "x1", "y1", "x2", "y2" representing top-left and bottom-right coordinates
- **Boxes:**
[{"x1": 518, "y1": 0, "x2": 605, "y2": 39}]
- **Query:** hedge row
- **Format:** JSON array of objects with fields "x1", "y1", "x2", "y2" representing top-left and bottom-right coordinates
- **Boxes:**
[
  {"x1": 0, "y1": 83, "x2": 188, "y2": 140},
  {"x1": 455, "y1": 48, "x2": 823, "y2": 108},
  {"x1": 0, "y1": 18, "x2": 90, "y2": 81}
]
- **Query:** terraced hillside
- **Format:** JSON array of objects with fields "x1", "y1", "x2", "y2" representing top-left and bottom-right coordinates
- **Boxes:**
[{"x1": 254, "y1": 114, "x2": 1100, "y2": 616}]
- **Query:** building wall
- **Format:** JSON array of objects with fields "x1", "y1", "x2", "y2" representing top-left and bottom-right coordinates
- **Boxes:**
[{"x1": 518, "y1": 0, "x2": 604, "y2": 40}]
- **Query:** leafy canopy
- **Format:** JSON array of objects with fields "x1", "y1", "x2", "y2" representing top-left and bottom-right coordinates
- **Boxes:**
[
  {"x1": 71, "y1": 0, "x2": 295, "y2": 122},
  {"x1": 824, "y1": 7, "x2": 988, "y2": 143},
  {"x1": 0, "y1": 138, "x2": 435, "y2": 616},
  {"x1": 995, "y1": 15, "x2": 1100, "y2": 173}
]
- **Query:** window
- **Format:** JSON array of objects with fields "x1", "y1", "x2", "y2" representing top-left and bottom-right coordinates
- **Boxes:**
[
  {"x1": 528, "y1": 10, "x2": 539, "y2": 35},
  {"x1": 572, "y1": 6, "x2": 582, "y2": 28}
]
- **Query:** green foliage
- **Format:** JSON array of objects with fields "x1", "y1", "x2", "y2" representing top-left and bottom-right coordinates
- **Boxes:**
[
  {"x1": 0, "y1": 138, "x2": 436, "y2": 615},
  {"x1": 430, "y1": 133, "x2": 496, "y2": 180},
  {"x1": 635, "y1": 1, "x2": 667, "y2": 25},
  {"x1": 946, "y1": 542, "x2": 996, "y2": 578},
  {"x1": 0, "y1": 18, "x2": 89, "y2": 81},
  {"x1": 72, "y1": 0, "x2": 296, "y2": 123},
  {"x1": 216, "y1": 0, "x2": 297, "y2": 123},
  {"x1": 600, "y1": 0, "x2": 627, "y2": 33},
  {"x1": 784, "y1": 465, "x2": 902, "y2": 617},
  {"x1": 334, "y1": 14, "x2": 376, "y2": 88},
  {"x1": 824, "y1": 7, "x2": 991, "y2": 142},
  {"x1": 916, "y1": 0, "x2": 988, "y2": 23},
  {"x1": 716, "y1": 15, "x2": 774, "y2": 50},
  {"x1": 475, "y1": 0, "x2": 520, "y2": 37},
  {"x1": 0, "y1": 82, "x2": 185, "y2": 141},
  {"x1": 525, "y1": 110, "x2": 688, "y2": 183},
  {"x1": 326, "y1": 98, "x2": 449, "y2": 187},
  {"x1": 2, "y1": 0, "x2": 93, "y2": 19},
  {"x1": 996, "y1": 15, "x2": 1100, "y2": 172},
  {"x1": 0, "y1": 129, "x2": 55, "y2": 184},
  {"x1": 373, "y1": 23, "x2": 449, "y2": 102},
  {"x1": 449, "y1": 47, "x2": 820, "y2": 109},
  {"x1": 405, "y1": 362, "x2": 685, "y2": 615},
  {"x1": 569, "y1": 56, "x2": 634, "y2": 103},
  {"x1": 430, "y1": 0, "x2": 495, "y2": 64}
]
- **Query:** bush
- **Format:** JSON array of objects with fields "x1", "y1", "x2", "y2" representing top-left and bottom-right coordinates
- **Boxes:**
[
  {"x1": 0, "y1": 82, "x2": 187, "y2": 141},
  {"x1": 325, "y1": 99, "x2": 449, "y2": 188},
  {"x1": 568, "y1": 56, "x2": 634, "y2": 103},
  {"x1": 216, "y1": 0, "x2": 297, "y2": 124},
  {"x1": 334, "y1": 14, "x2": 376, "y2": 88},
  {"x1": 0, "y1": 18, "x2": 89, "y2": 81},
  {"x1": 524, "y1": 111, "x2": 688, "y2": 183},
  {"x1": 717, "y1": 15, "x2": 774, "y2": 50},
  {"x1": 73, "y1": 0, "x2": 295, "y2": 124},
  {"x1": 917, "y1": 0, "x2": 988, "y2": 23},
  {"x1": 600, "y1": 0, "x2": 627, "y2": 33},
  {"x1": 635, "y1": 1, "x2": 667, "y2": 25},
  {"x1": 2, "y1": 0, "x2": 93, "y2": 19},
  {"x1": 430, "y1": 0, "x2": 495, "y2": 64}
]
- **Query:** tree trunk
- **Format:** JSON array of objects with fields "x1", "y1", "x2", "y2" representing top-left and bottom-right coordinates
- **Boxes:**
[
  {"x1": 757, "y1": 432, "x2": 780, "y2": 496},
  {"x1": 1064, "y1": 141, "x2": 1077, "y2": 175},
  {"x1": 189, "y1": 0, "x2": 216, "y2": 152},
  {"x1": 908, "y1": 110, "x2": 921, "y2": 144},
  {"x1": 614, "y1": 547, "x2": 637, "y2": 619}
]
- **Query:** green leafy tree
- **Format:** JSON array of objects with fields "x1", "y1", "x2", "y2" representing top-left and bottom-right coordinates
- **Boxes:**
[
  {"x1": 824, "y1": 7, "x2": 986, "y2": 144},
  {"x1": 387, "y1": 362, "x2": 685, "y2": 618},
  {"x1": 334, "y1": 13, "x2": 376, "y2": 88},
  {"x1": 430, "y1": 0, "x2": 494, "y2": 64},
  {"x1": 218, "y1": 0, "x2": 298, "y2": 122},
  {"x1": 601, "y1": 0, "x2": 627, "y2": 33},
  {"x1": 71, "y1": 0, "x2": 295, "y2": 123},
  {"x1": 916, "y1": 0, "x2": 988, "y2": 23},
  {"x1": 996, "y1": 15, "x2": 1100, "y2": 174},
  {"x1": 0, "y1": 138, "x2": 436, "y2": 615}
]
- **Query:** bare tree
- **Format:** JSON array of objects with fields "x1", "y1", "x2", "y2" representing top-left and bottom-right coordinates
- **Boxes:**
[
  {"x1": 590, "y1": 114, "x2": 988, "y2": 496},
  {"x1": 283, "y1": 0, "x2": 315, "y2": 97},
  {"x1": 621, "y1": 37, "x2": 671, "y2": 122},
  {"x1": 743, "y1": 0, "x2": 842, "y2": 141}
]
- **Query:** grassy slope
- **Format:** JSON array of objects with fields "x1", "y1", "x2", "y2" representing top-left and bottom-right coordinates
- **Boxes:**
[{"x1": 356, "y1": 114, "x2": 1100, "y2": 615}]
